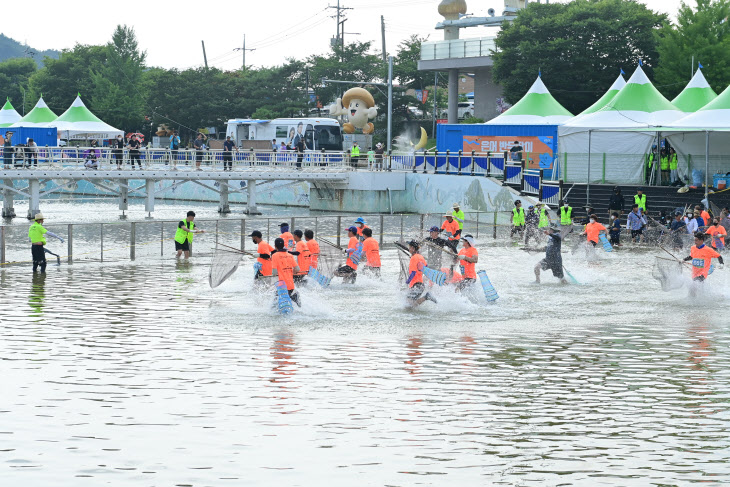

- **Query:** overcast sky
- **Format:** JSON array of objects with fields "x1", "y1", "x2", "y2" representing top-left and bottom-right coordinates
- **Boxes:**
[{"x1": 5, "y1": 0, "x2": 686, "y2": 70}]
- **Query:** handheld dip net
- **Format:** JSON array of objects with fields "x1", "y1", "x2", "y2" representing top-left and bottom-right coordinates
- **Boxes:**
[
  {"x1": 209, "y1": 245, "x2": 245, "y2": 288},
  {"x1": 651, "y1": 256, "x2": 686, "y2": 291}
]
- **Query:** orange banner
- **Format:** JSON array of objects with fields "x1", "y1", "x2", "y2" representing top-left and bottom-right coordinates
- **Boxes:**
[{"x1": 463, "y1": 135, "x2": 554, "y2": 169}]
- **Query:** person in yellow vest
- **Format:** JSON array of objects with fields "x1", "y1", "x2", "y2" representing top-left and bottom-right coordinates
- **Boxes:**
[
  {"x1": 536, "y1": 202, "x2": 551, "y2": 229},
  {"x1": 350, "y1": 142, "x2": 360, "y2": 167},
  {"x1": 452, "y1": 202, "x2": 465, "y2": 230},
  {"x1": 669, "y1": 148, "x2": 680, "y2": 185},
  {"x1": 559, "y1": 199, "x2": 573, "y2": 235},
  {"x1": 29, "y1": 213, "x2": 64, "y2": 273},
  {"x1": 659, "y1": 148, "x2": 669, "y2": 186},
  {"x1": 175, "y1": 210, "x2": 205, "y2": 259},
  {"x1": 510, "y1": 199, "x2": 526, "y2": 238},
  {"x1": 634, "y1": 188, "x2": 647, "y2": 214}
]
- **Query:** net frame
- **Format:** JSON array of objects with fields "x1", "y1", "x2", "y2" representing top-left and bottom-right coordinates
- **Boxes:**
[{"x1": 209, "y1": 246, "x2": 244, "y2": 288}]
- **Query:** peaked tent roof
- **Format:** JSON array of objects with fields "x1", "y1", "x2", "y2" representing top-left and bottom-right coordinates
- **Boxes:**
[
  {"x1": 579, "y1": 73, "x2": 626, "y2": 116},
  {"x1": 46, "y1": 95, "x2": 123, "y2": 139},
  {"x1": 670, "y1": 82, "x2": 730, "y2": 128},
  {"x1": 671, "y1": 68, "x2": 718, "y2": 112},
  {"x1": 11, "y1": 96, "x2": 58, "y2": 127},
  {"x1": 485, "y1": 77, "x2": 573, "y2": 125},
  {"x1": 0, "y1": 98, "x2": 21, "y2": 127},
  {"x1": 561, "y1": 66, "x2": 684, "y2": 130}
]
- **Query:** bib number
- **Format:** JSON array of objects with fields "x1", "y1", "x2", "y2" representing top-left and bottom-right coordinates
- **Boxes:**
[{"x1": 691, "y1": 258, "x2": 705, "y2": 268}]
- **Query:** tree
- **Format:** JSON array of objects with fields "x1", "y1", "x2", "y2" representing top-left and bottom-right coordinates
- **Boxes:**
[
  {"x1": 655, "y1": 0, "x2": 730, "y2": 99},
  {"x1": 493, "y1": 0, "x2": 667, "y2": 114},
  {"x1": 0, "y1": 58, "x2": 36, "y2": 114},
  {"x1": 90, "y1": 25, "x2": 148, "y2": 131},
  {"x1": 394, "y1": 35, "x2": 431, "y2": 90}
]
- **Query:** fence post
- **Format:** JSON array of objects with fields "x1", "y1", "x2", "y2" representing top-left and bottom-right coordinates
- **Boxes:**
[
  {"x1": 336, "y1": 216, "x2": 342, "y2": 248},
  {"x1": 67, "y1": 224, "x2": 73, "y2": 264},
  {"x1": 0, "y1": 226, "x2": 4, "y2": 264},
  {"x1": 420, "y1": 214, "x2": 425, "y2": 233},
  {"x1": 457, "y1": 150, "x2": 462, "y2": 175},
  {"x1": 379, "y1": 214, "x2": 384, "y2": 247},
  {"x1": 538, "y1": 169, "x2": 544, "y2": 201},
  {"x1": 563, "y1": 153, "x2": 568, "y2": 181},
  {"x1": 100, "y1": 223, "x2": 104, "y2": 263},
  {"x1": 160, "y1": 222, "x2": 164, "y2": 256},
  {"x1": 425, "y1": 151, "x2": 432, "y2": 174},
  {"x1": 241, "y1": 219, "x2": 246, "y2": 251},
  {"x1": 559, "y1": 179, "x2": 564, "y2": 201},
  {"x1": 400, "y1": 214, "x2": 404, "y2": 241},
  {"x1": 520, "y1": 160, "x2": 526, "y2": 191},
  {"x1": 493, "y1": 210, "x2": 498, "y2": 240},
  {"x1": 487, "y1": 151, "x2": 492, "y2": 176},
  {"x1": 130, "y1": 222, "x2": 136, "y2": 261},
  {"x1": 470, "y1": 150, "x2": 476, "y2": 176},
  {"x1": 602, "y1": 153, "x2": 606, "y2": 184},
  {"x1": 476, "y1": 212, "x2": 479, "y2": 238},
  {"x1": 445, "y1": 150, "x2": 450, "y2": 175},
  {"x1": 215, "y1": 220, "x2": 219, "y2": 247}
]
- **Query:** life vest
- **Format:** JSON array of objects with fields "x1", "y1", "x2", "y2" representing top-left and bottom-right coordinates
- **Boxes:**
[
  {"x1": 175, "y1": 220, "x2": 194, "y2": 244},
  {"x1": 560, "y1": 206, "x2": 572, "y2": 225}
]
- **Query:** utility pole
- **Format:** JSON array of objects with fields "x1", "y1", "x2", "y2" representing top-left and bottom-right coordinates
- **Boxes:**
[
  {"x1": 329, "y1": 1, "x2": 353, "y2": 49},
  {"x1": 234, "y1": 35, "x2": 256, "y2": 71},
  {"x1": 306, "y1": 66, "x2": 310, "y2": 113},
  {"x1": 387, "y1": 56, "x2": 393, "y2": 153},
  {"x1": 381, "y1": 15, "x2": 387, "y2": 62},
  {"x1": 201, "y1": 40, "x2": 208, "y2": 69},
  {"x1": 432, "y1": 72, "x2": 438, "y2": 138}
]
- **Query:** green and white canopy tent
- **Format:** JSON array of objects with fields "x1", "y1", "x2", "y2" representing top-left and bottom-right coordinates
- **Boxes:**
[
  {"x1": 558, "y1": 66, "x2": 685, "y2": 183},
  {"x1": 574, "y1": 72, "x2": 626, "y2": 118},
  {"x1": 484, "y1": 76, "x2": 573, "y2": 125},
  {"x1": 671, "y1": 67, "x2": 717, "y2": 113},
  {"x1": 11, "y1": 96, "x2": 58, "y2": 127},
  {"x1": 45, "y1": 95, "x2": 123, "y2": 139},
  {"x1": 0, "y1": 98, "x2": 21, "y2": 127}
]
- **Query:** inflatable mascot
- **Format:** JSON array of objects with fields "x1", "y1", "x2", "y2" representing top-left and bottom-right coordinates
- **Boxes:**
[{"x1": 329, "y1": 87, "x2": 378, "y2": 134}]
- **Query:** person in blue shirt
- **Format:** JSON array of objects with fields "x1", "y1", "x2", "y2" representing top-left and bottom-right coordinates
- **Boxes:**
[
  {"x1": 609, "y1": 212, "x2": 622, "y2": 246},
  {"x1": 669, "y1": 212, "x2": 686, "y2": 250},
  {"x1": 627, "y1": 204, "x2": 647, "y2": 243},
  {"x1": 169, "y1": 130, "x2": 180, "y2": 167},
  {"x1": 693, "y1": 209, "x2": 705, "y2": 230}
]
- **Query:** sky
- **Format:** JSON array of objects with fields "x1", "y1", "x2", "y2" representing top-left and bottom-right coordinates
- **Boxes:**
[{"x1": 4, "y1": 0, "x2": 687, "y2": 71}]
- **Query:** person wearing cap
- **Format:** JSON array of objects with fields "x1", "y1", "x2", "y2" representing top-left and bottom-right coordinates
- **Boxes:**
[
  {"x1": 559, "y1": 200, "x2": 573, "y2": 234},
  {"x1": 580, "y1": 214, "x2": 608, "y2": 247},
  {"x1": 360, "y1": 227, "x2": 381, "y2": 277},
  {"x1": 634, "y1": 188, "x2": 647, "y2": 213},
  {"x1": 334, "y1": 226, "x2": 360, "y2": 284},
  {"x1": 292, "y1": 230, "x2": 311, "y2": 282},
  {"x1": 374, "y1": 142, "x2": 385, "y2": 170},
  {"x1": 608, "y1": 186, "x2": 625, "y2": 218},
  {"x1": 28, "y1": 213, "x2": 64, "y2": 273},
  {"x1": 524, "y1": 205, "x2": 540, "y2": 246},
  {"x1": 250, "y1": 230, "x2": 274, "y2": 279},
  {"x1": 452, "y1": 203, "x2": 465, "y2": 230},
  {"x1": 441, "y1": 213, "x2": 461, "y2": 252},
  {"x1": 684, "y1": 232, "x2": 724, "y2": 295},
  {"x1": 424, "y1": 225, "x2": 449, "y2": 268},
  {"x1": 456, "y1": 235, "x2": 478, "y2": 292},
  {"x1": 304, "y1": 229, "x2": 320, "y2": 269},
  {"x1": 535, "y1": 225, "x2": 567, "y2": 284},
  {"x1": 271, "y1": 237, "x2": 302, "y2": 306},
  {"x1": 609, "y1": 212, "x2": 622, "y2": 247},
  {"x1": 510, "y1": 200, "x2": 526, "y2": 238},
  {"x1": 405, "y1": 240, "x2": 437, "y2": 306},
  {"x1": 354, "y1": 217, "x2": 369, "y2": 239},
  {"x1": 175, "y1": 211, "x2": 204, "y2": 259},
  {"x1": 669, "y1": 212, "x2": 686, "y2": 250},
  {"x1": 279, "y1": 223, "x2": 295, "y2": 250}
]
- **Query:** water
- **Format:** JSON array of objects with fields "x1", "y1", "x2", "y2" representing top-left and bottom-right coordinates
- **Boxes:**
[{"x1": 3, "y1": 201, "x2": 730, "y2": 486}]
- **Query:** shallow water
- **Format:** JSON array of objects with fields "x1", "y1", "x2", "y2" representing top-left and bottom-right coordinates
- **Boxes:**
[{"x1": 3, "y1": 202, "x2": 730, "y2": 486}]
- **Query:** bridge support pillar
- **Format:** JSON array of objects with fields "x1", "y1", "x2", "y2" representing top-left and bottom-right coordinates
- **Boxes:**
[
  {"x1": 218, "y1": 181, "x2": 230, "y2": 214},
  {"x1": 144, "y1": 179, "x2": 155, "y2": 215},
  {"x1": 118, "y1": 180, "x2": 129, "y2": 212},
  {"x1": 245, "y1": 180, "x2": 261, "y2": 215},
  {"x1": 2, "y1": 179, "x2": 15, "y2": 218},
  {"x1": 26, "y1": 179, "x2": 40, "y2": 220}
]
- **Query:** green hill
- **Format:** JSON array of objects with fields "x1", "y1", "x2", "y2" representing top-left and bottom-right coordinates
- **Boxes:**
[{"x1": 0, "y1": 33, "x2": 59, "y2": 67}]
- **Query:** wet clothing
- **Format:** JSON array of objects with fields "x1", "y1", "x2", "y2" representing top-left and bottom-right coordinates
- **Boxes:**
[
  {"x1": 627, "y1": 211, "x2": 646, "y2": 231},
  {"x1": 609, "y1": 218, "x2": 621, "y2": 245},
  {"x1": 306, "y1": 239, "x2": 319, "y2": 269},
  {"x1": 257, "y1": 241, "x2": 275, "y2": 277},
  {"x1": 280, "y1": 231, "x2": 295, "y2": 250},
  {"x1": 361, "y1": 237, "x2": 381, "y2": 268},
  {"x1": 452, "y1": 209, "x2": 465, "y2": 230},
  {"x1": 441, "y1": 219, "x2": 461, "y2": 242},
  {"x1": 686, "y1": 244, "x2": 721, "y2": 280},
  {"x1": 425, "y1": 236, "x2": 448, "y2": 268},
  {"x1": 540, "y1": 233, "x2": 564, "y2": 278},
  {"x1": 407, "y1": 282, "x2": 426, "y2": 300},
  {"x1": 407, "y1": 253, "x2": 426, "y2": 287},
  {"x1": 294, "y1": 240, "x2": 311, "y2": 275},
  {"x1": 272, "y1": 251, "x2": 297, "y2": 290},
  {"x1": 458, "y1": 246, "x2": 478, "y2": 279},
  {"x1": 355, "y1": 224, "x2": 370, "y2": 238},
  {"x1": 512, "y1": 207, "x2": 526, "y2": 227},
  {"x1": 584, "y1": 222, "x2": 607, "y2": 244},
  {"x1": 538, "y1": 207, "x2": 550, "y2": 228},
  {"x1": 29, "y1": 222, "x2": 48, "y2": 272},
  {"x1": 345, "y1": 236, "x2": 360, "y2": 270},
  {"x1": 707, "y1": 225, "x2": 727, "y2": 249}
]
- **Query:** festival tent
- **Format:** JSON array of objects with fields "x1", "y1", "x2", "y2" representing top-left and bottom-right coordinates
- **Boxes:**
[
  {"x1": 0, "y1": 98, "x2": 21, "y2": 127},
  {"x1": 11, "y1": 96, "x2": 58, "y2": 127},
  {"x1": 45, "y1": 95, "x2": 123, "y2": 139},
  {"x1": 575, "y1": 73, "x2": 626, "y2": 118},
  {"x1": 485, "y1": 76, "x2": 573, "y2": 125},
  {"x1": 558, "y1": 66, "x2": 685, "y2": 183},
  {"x1": 671, "y1": 68, "x2": 717, "y2": 112}
]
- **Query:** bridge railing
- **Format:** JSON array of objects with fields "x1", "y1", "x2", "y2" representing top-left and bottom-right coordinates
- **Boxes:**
[{"x1": 386, "y1": 150, "x2": 508, "y2": 178}]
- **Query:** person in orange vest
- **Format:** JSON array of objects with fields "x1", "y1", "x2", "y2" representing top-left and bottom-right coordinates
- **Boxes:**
[
  {"x1": 441, "y1": 266, "x2": 463, "y2": 285},
  {"x1": 456, "y1": 235, "x2": 478, "y2": 292},
  {"x1": 440, "y1": 213, "x2": 461, "y2": 252},
  {"x1": 354, "y1": 217, "x2": 369, "y2": 240},
  {"x1": 292, "y1": 230, "x2": 311, "y2": 283},
  {"x1": 706, "y1": 218, "x2": 727, "y2": 251},
  {"x1": 250, "y1": 230, "x2": 274, "y2": 280},
  {"x1": 683, "y1": 232, "x2": 724, "y2": 295},
  {"x1": 279, "y1": 222, "x2": 295, "y2": 250},
  {"x1": 580, "y1": 214, "x2": 608, "y2": 247},
  {"x1": 361, "y1": 228, "x2": 381, "y2": 277},
  {"x1": 304, "y1": 229, "x2": 319, "y2": 269},
  {"x1": 271, "y1": 237, "x2": 302, "y2": 306},
  {"x1": 698, "y1": 204, "x2": 711, "y2": 228},
  {"x1": 334, "y1": 226, "x2": 360, "y2": 284},
  {"x1": 405, "y1": 240, "x2": 437, "y2": 306}
]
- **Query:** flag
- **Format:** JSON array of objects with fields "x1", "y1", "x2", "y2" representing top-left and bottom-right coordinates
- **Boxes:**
[
  {"x1": 620, "y1": 68, "x2": 626, "y2": 75},
  {"x1": 538, "y1": 68, "x2": 542, "y2": 78},
  {"x1": 699, "y1": 62, "x2": 704, "y2": 69},
  {"x1": 639, "y1": 59, "x2": 643, "y2": 66},
  {"x1": 421, "y1": 90, "x2": 429, "y2": 104}
]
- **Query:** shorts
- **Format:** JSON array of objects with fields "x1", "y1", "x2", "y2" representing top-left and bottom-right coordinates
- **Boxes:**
[
  {"x1": 175, "y1": 240, "x2": 190, "y2": 251},
  {"x1": 540, "y1": 258, "x2": 564, "y2": 278},
  {"x1": 407, "y1": 282, "x2": 425, "y2": 300},
  {"x1": 456, "y1": 277, "x2": 476, "y2": 291},
  {"x1": 337, "y1": 265, "x2": 356, "y2": 275},
  {"x1": 31, "y1": 244, "x2": 46, "y2": 263},
  {"x1": 631, "y1": 229, "x2": 643, "y2": 239}
]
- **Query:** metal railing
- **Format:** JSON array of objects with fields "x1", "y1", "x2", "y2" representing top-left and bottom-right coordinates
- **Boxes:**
[
  {"x1": 420, "y1": 37, "x2": 497, "y2": 60},
  {"x1": 0, "y1": 211, "x2": 523, "y2": 266}
]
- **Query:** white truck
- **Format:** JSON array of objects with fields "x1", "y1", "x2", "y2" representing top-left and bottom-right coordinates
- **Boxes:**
[{"x1": 225, "y1": 118, "x2": 343, "y2": 151}]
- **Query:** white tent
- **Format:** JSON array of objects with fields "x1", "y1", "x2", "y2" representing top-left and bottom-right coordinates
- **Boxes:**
[
  {"x1": 46, "y1": 95, "x2": 123, "y2": 139},
  {"x1": 10, "y1": 96, "x2": 57, "y2": 127},
  {"x1": 0, "y1": 98, "x2": 21, "y2": 127},
  {"x1": 570, "y1": 73, "x2": 626, "y2": 122},
  {"x1": 485, "y1": 76, "x2": 573, "y2": 125},
  {"x1": 558, "y1": 66, "x2": 685, "y2": 183},
  {"x1": 671, "y1": 68, "x2": 717, "y2": 112}
]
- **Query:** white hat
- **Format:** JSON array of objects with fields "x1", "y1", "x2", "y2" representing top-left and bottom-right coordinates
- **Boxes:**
[
  {"x1": 34, "y1": 213, "x2": 45, "y2": 221},
  {"x1": 461, "y1": 235, "x2": 475, "y2": 246},
  {"x1": 453, "y1": 202, "x2": 460, "y2": 209}
]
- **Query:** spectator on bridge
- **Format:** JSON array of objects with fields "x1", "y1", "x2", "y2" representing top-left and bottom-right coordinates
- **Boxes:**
[
  {"x1": 3, "y1": 131, "x2": 13, "y2": 169},
  {"x1": 169, "y1": 130, "x2": 180, "y2": 166},
  {"x1": 608, "y1": 186, "x2": 625, "y2": 218},
  {"x1": 295, "y1": 137, "x2": 305, "y2": 169},
  {"x1": 280, "y1": 141, "x2": 287, "y2": 152},
  {"x1": 193, "y1": 133, "x2": 207, "y2": 171},
  {"x1": 26, "y1": 138, "x2": 38, "y2": 167},
  {"x1": 271, "y1": 139, "x2": 277, "y2": 151},
  {"x1": 113, "y1": 135, "x2": 125, "y2": 169},
  {"x1": 128, "y1": 134, "x2": 142, "y2": 170},
  {"x1": 222, "y1": 136, "x2": 236, "y2": 172}
]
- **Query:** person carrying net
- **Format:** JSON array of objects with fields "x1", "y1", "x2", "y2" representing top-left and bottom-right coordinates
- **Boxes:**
[{"x1": 535, "y1": 225, "x2": 567, "y2": 285}]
